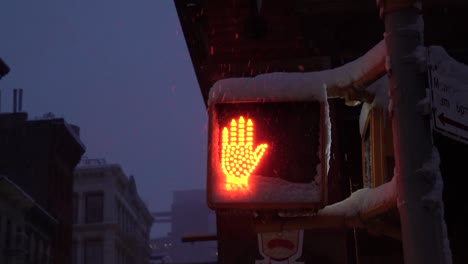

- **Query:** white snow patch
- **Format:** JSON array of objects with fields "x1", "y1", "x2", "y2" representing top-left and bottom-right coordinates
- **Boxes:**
[
  {"x1": 208, "y1": 40, "x2": 386, "y2": 105},
  {"x1": 359, "y1": 75, "x2": 390, "y2": 135},
  {"x1": 212, "y1": 175, "x2": 321, "y2": 204},
  {"x1": 416, "y1": 88, "x2": 431, "y2": 115},
  {"x1": 367, "y1": 75, "x2": 389, "y2": 109},
  {"x1": 321, "y1": 99, "x2": 331, "y2": 178},
  {"x1": 417, "y1": 147, "x2": 452, "y2": 263},
  {"x1": 209, "y1": 72, "x2": 328, "y2": 104},
  {"x1": 359, "y1": 102, "x2": 372, "y2": 136},
  {"x1": 412, "y1": 45, "x2": 427, "y2": 65},
  {"x1": 419, "y1": 148, "x2": 443, "y2": 202},
  {"x1": 318, "y1": 175, "x2": 396, "y2": 217}
]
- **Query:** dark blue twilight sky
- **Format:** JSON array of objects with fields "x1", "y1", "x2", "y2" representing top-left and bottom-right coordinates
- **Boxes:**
[{"x1": 0, "y1": 1, "x2": 208, "y2": 236}]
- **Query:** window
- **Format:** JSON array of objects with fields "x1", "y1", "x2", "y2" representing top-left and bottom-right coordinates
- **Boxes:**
[
  {"x1": 36, "y1": 240, "x2": 43, "y2": 264},
  {"x1": 85, "y1": 192, "x2": 104, "y2": 223},
  {"x1": 72, "y1": 241, "x2": 77, "y2": 264},
  {"x1": 0, "y1": 215, "x2": 3, "y2": 247},
  {"x1": 73, "y1": 193, "x2": 79, "y2": 224},
  {"x1": 84, "y1": 239, "x2": 103, "y2": 264},
  {"x1": 29, "y1": 234, "x2": 36, "y2": 263},
  {"x1": 115, "y1": 243, "x2": 124, "y2": 264},
  {"x1": 116, "y1": 199, "x2": 124, "y2": 229},
  {"x1": 5, "y1": 220, "x2": 11, "y2": 249}
]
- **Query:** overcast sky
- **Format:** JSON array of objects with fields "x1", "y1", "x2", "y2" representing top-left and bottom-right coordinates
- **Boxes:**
[{"x1": 0, "y1": 0, "x2": 208, "y2": 237}]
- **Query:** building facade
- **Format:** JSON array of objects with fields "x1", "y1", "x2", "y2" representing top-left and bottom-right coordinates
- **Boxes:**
[
  {"x1": 0, "y1": 176, "x2": 57, "y2": 264},
  {"x1": 73, "y1": 158, "x2": 153, "y2": 264},
  {"x1": 0, "y1": 112, "x2": 85, "y2": 264}
]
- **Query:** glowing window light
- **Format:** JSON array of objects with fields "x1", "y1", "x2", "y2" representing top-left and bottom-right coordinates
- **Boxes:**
[{"x1": 221, "y1": 116, "x2": 268, "y2": 191}]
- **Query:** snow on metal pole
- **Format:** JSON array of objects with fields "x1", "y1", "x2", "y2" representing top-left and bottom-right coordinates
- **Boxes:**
[{"x1": 378, "y1": 0, "x2": 452, "y2": 263}]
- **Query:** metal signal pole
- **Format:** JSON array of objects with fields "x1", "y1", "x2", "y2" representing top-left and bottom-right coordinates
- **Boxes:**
[{"x1": 378, "y1": 1, "x2": 451, "y2": 263}]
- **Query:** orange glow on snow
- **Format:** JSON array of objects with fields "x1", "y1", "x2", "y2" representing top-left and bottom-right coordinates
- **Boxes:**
[{"x1": 221, "y1": 116, "x2": 268, "y2": 191}]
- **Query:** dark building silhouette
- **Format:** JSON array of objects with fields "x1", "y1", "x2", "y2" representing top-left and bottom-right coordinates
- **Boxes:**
[
  {"x1": 0, "y1": 175, "x2": 58, "y2": 263},
  {"x1": 0, "y1": 112, "x2": 85, "y2": 264},
  {"x1": 0, "y1": 58, "x2": 9, "y2": 79}
]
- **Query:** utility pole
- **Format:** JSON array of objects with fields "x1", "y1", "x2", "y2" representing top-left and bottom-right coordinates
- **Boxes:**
[{"x1": 378, "y1": 1, "x2": 451, "y2": 263}]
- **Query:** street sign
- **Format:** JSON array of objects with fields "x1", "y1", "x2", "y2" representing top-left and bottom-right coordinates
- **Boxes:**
[
  {"x1": 207, "y1": 101, "x2": 328, "y2": 210},
  {"x1": 256, "y1": 230, "x2": 304, "y2": 264},
  {"x1": 428, "y1": 46, "x2": 468, "y2": 145}
]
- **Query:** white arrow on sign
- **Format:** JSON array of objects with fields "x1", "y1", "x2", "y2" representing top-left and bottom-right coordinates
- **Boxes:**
[{"x1": 438, "y1": 112, "x2": 468, "y2": 132}]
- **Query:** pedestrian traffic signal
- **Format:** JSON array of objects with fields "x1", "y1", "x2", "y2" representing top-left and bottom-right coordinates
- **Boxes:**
[
  {"x1": 221, "y1": 116, "x2": 268, "y2": 191},
  {"x1": 207, "y1": 101, "x2": 328, "y2": 210}
]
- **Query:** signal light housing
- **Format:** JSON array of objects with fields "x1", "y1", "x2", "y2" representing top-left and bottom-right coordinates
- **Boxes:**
[{"x1": 207, "y1": 100, "x2": 329, "y2": 211}]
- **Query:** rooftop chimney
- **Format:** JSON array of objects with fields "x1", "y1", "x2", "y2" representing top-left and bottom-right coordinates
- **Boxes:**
[
  {"x1": 13, "y1": 88, "x2": 24, "y2": 113},
  {"x1": 13, "y1": 89, "x2": 17, "y2": 113}
]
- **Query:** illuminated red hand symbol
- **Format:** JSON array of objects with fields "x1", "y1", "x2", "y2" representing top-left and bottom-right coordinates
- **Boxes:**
[{"x1": 221, "y1": 116, "x2": 268, "y2": 191}]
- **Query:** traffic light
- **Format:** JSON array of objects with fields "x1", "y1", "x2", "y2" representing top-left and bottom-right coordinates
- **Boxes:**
[{"x1": 207, "y1": 100, "x2": 329, "y2": 210}]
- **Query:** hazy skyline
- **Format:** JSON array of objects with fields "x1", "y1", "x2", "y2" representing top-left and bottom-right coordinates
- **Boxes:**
[{"x1": 0, "y1": 0, "x2": 208, "y2": 237}]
